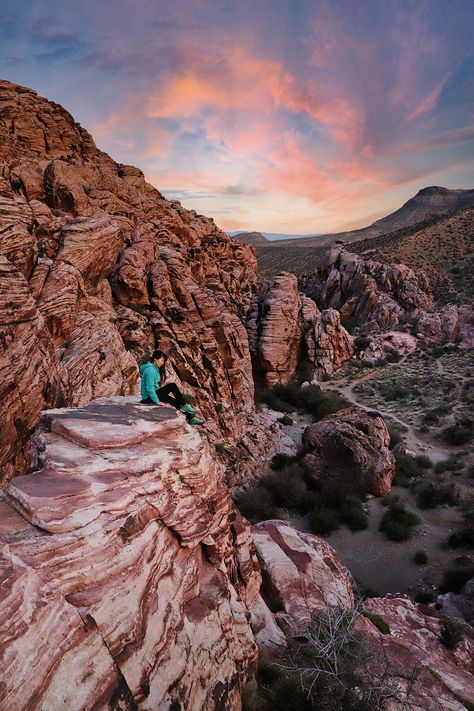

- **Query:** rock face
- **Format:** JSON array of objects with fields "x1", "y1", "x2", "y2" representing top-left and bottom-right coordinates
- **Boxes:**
[
  {"x1": 0, "y1": 80, "x2": 258, "y2": 484},
  {"x1": 302, "y1": 407, "x2": 395, "y2": 496},
  {"x1": 250, "y1": 521, "x2": 474, "y2": 711},
  {"x1": 252, "y1": 521, "x2": 355, "y2": 627},
  {"x1": 300, "y1": 245, "x2": 433, "y2": 329},
  {"x1": 0, "y1": 398, "x2": 263, "y2": 710},
  {"x1": 413, "y1": 302, "x2": 474, "y2": 347},
  {"x1": 358, "y1": 330, "x2": 417, "y2": 363},
  {"x1": 247, "y1": 272, "x2": 353, "y2": 386},
  {"x1": 364, "y1": 597, "x2": 474, "y2": 711}
]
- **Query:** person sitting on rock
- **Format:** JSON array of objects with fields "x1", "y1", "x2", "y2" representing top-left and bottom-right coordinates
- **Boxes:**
[{"x1": 139, "y1": 350, "x2": 204, "y2": 425}]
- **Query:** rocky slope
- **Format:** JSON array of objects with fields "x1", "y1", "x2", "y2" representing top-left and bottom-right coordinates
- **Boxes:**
[
  {"x1": 0, "y1": 79, "x2": 259, "y2": 485},
  {"x1": 0, "y1": 398, "x2": 264, "y2": 710},
  {"x1": 247, "y1": 272, "x2": 353, "y2": 385},
  {"x1": 352, "y1": 206, "x2": 474, "y2": 304},
  {"x1": 300, "y1": 245, "x2": 433, "y2": 330}
]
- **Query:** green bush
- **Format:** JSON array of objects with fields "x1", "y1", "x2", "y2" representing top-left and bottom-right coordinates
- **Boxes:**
[
  {"x1": 394, "y1": 452, "x2": 428, "y2": 487},
  {"x1": 308, "y1": 505, "x2": 340, "y2": 535},
  {"x1": 447, "y1": 528, "x2": 474, "y2": 548},
  {"x1": 255, "y1": 388, "x2": 294, "y2": 413},
  {"x1": 272, "y1": 382, "x2": 350, "y2": 421},
  {"x1": 362, "y1": 611, "x2": 391, "y2": 635},
  {"x1": 234, "y1": 487, "x2": 278, "y2": 523},
  {"x1": 261, "y1": 467, "x2": 309, "y2": 511},
  {"x1": 247, "y1": 606, "x2": 402, "y2": 711},
  {"x1": 441, "y1": 417, "x2": 473, "y2": 445},
  {"x1": 379, "y1": 499, "x2": 420, "y2": 541},
  {"x1": 433, "y1": 455, "x2": 462, "y2": 474},
  {"x1": 415, "y1": 590, "x2": 434, "y2": 604},
  {"x1": 415, "y1": 454, "x2": 433, "y2": 469},
  {"x1": 440, "y1": 617, "x2": 465, "y2": 650},
  {"x1": 388, "y1": 426, "x2": 404, "y2": 449},
  {"x1": 440, "y1": 567, "x2": 474, "y2": 594},
  {"x1": 412, "y1": 480, "x2": 458, "y2": 509},
  {"x1": 340, "y1": 495, "x2": 369, "y2": 531},
  {"x1": 413, "y1": 550, "x2": 428, "y2": 565},
  {"x1": 270, "y1": 452, "x2": 297, "y2": 471},
  {"x1": 278, "y1": 414, "x2": 294, "y2": 425}
]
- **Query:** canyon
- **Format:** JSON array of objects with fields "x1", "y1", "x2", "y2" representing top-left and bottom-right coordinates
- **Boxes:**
[{"x1": 0, "y1": 80, "x2": 473, "y2": 710}]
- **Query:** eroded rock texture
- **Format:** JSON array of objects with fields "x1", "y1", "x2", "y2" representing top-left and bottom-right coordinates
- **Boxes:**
[
  {"x1": 0, "y1": 398, "x2": 262, "y2": 710},
  {"x1": 0, "y1": 80, "x2": 259, "y2": 484},
  {"x1": 251, "y1": 521, "x2": 474, "y2": 711},
  {"x1": 302, "y1": 406, "x2": 395, "y2": 496},
  {"x1": 300, "y1": 245, "x2": 433, "y2": 330},
  {"x1": 247, "y1": 272, "x2": 353, "y2": 385}
]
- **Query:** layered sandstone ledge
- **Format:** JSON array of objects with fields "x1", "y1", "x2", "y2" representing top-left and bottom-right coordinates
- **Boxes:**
[{"x1": 0, "y1": 397, "x2": 262, "y2": 711}]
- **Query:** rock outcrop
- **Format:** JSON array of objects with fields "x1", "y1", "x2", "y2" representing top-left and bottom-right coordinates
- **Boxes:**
[
  {"x1": 358, "y1": 330, "x2": 417, "y2": 363},
  {"x1": 0, "y1": 398, "x2": 263, "y2": 710},
  {"x1": 247, "y1": 272, "x2": 353, "y2": 386},
  {"x1": 0, "y1": 80, "x2": 258, "y2": 484},
  {"x1": 252, "y1": 521, "x2": 355, "y2": 626},
  {"x1": 413, "y1": 302, "x2": 474, "y2": 347},
  {"x1": 300, "y1": 245, "x2": 433, "y2": 330},
  {"x1": 302, "y1": 407, "x2": 395, "y2": 496},
  {"x1": 250, "y1": 521, "x2": 474, "y2": 711}
]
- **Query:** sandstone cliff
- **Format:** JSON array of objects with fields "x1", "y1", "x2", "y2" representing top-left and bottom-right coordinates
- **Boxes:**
[
  {"x1": 0, "y1": 79, "x2": 258, "y2": 484},
  {"x1": 0, "y1": 398, "x2": 263, "y2": 710}
]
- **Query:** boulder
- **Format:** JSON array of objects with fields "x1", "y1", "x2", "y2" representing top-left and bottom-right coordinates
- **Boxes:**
[
  {"x1": 302, "y1": 406, "x2": 395, "y2": 496},
  {"x1": 0, "y1": 397, "x2": 261, "y2": 710}
]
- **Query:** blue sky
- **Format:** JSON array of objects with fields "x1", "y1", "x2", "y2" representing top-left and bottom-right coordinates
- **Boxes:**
[{"x1": 1, "y1": 0, "x2": 473, "y2": 232}]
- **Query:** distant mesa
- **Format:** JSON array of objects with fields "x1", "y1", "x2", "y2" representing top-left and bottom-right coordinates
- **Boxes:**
[{"x1": 232, "y1": 231, "x2": 269, "y2": 245}]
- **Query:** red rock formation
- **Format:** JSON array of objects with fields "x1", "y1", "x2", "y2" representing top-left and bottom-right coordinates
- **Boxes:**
[
  {"x1": 0, "y1": 398, "x2": 262, "y2": 710},
  {"x1": 252, "y1": 521, "x2": 355, "y2": 627},
  {"x1": 413, "y1": 302, "x2": 474, "y2": 347},
  {"x1": 247, "y1": 273, "x2": 353, "y2": 386},
  {"x1": 364, "y1": 597, "x2": 474, "y2": 710},
  {"x1": 0, "y1": 80, "x2": 258, "y2": 484},
  {"x1": 250, "y1": 521, "x2": 474, "y2": 710},
  {"x1": 358, "y1": 330, "x2": 417, "y2": 363},
  {"x1": 302, "y1": 407, "x2": 395, "y2": 496},
  {"x1": 300, "y1": 245, "x2": 433, "y2": 329}
]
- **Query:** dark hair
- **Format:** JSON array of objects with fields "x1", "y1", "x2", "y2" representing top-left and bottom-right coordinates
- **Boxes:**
[{"x1": 151, "y1": 350, "x2": 167, "y2": 362}]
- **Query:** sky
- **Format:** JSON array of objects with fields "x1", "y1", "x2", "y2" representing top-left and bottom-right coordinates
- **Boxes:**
[{"x1": 1, "y1": 0, "x2": 474, "y2": 233}]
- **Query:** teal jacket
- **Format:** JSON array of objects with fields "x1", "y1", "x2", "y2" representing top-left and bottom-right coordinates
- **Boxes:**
[{"x1": 140, "y1": 362, "x2": 161, "y2": 404}]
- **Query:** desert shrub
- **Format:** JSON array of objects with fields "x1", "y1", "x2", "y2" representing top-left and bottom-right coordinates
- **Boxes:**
[
  {"x1": 394, "y1": 452, "x2": 427, "y2": 486},
  {"x1": 308, "y1": 505, "x2": 340, "y2": 535},
  {"x1": 261, "y1": 467, "x2": 309, "y2": 511},
  {"x1": 415, "y1": 590, "x2": 434, "y2": 604},
  {"x1": 354, "y1": 335, "x2": 371, "y2": 351},
  {"x1": 447, "y1": 528, "x2": 474, "y2": 548},
  {"x1": 248, "y1": 605, "x2": 412, "y2": 711},
  {"x1": 215, "y1": 441, "x2": 226, "y2": 455},
  {"x1": 340, "y1": 495, "x2": 369, "y2": 531},
  {"x1": 415, "y1": 454, "x2": 433, "y2": 469},
  {"x1": 255, "y1": 388, "x2": 294, "y2": 413},
  {"x1": 278, "y1": 414, "x2": 294, "y2": 425},
  {"x1": 234, "y1": 487, "x2": 278, "y2": 523},
  {"x1": 272, "y1": 382, "x2": 350, "y2": 421},
  {"x1": 434, "y1": 455, "x2": 462, "y2": 474},
  {"x1": 412, "y1": 480, "x2": 458, "y2": 509},
  {"x1": 441, "y1": 417, "x2": 473, "y2": 445},
  {"x1": 379, "y1": 498, "x2": 420, "y2": 541},
  {"x1": 388, "y1": 426, "x2": 404, "y2": 449},
  {"x1": 440, "y1": 617, "x2": 465, "y2": 650},
  {"x1": 422, "y1": 410, "x2": 439, "y2": 426},
  {"x1": 270, "y1": 452, "x2": 297, "y2": 471},
  {"x1": 413, "y1": 550, "x2": 428, "y2": 565},
  {"x1": 440, "y1": 567, "x2": 474, "y2": 594},
  {"x1": 215, "y1": 402, "x2": 223, "y2": 414},
  {"x1": 362, "y1": 611, "x2": 391, "y2": 634}
]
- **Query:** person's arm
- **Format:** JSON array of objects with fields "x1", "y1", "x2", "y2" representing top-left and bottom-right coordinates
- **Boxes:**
[{"x1": 144, "y1": 368, "x2": 160, "y2": 404}]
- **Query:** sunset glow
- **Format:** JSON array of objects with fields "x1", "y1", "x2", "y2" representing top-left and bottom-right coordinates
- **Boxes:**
[{"x1": 2, "y1": 0, "x2": 473, "y2": 233}]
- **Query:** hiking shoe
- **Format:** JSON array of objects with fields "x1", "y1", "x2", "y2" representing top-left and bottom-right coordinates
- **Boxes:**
[
  {"x1": 189, "y1": 416, "x2": 204, "y2": 426},
  {"x1": 180, "y1": 403, "x2": 197, "y2": 415}
]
